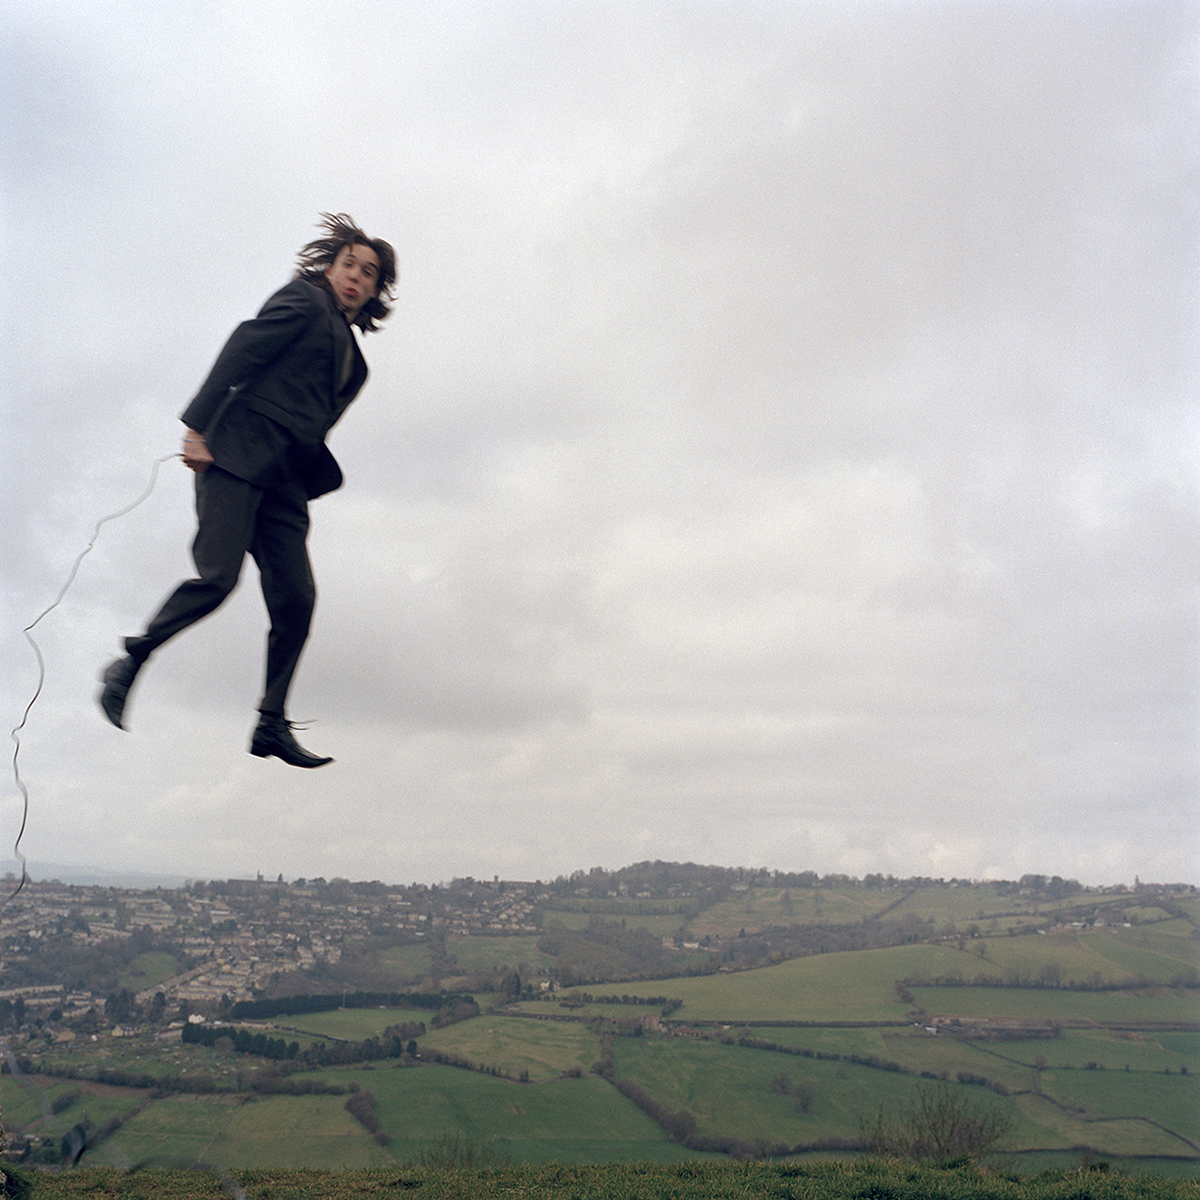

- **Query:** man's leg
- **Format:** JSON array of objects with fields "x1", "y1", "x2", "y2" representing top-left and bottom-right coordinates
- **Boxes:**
[
  {"x1": 250, "y1": 478, "x2": 315, "y2": 718},
  {"x1": 246, "y1": 479, "x2": 331, "y2": 768},
  {"x1": 128, "y1": 468, "x2": 262, "y2": 659},
  {"x1": 101, "y1": 469, "x2": 261, "y2": 728}
]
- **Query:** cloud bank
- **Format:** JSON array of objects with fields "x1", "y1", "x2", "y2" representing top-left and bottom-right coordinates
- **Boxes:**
[{"x1": 3, "y1": 0, "x2": 1196, "y2": 887}]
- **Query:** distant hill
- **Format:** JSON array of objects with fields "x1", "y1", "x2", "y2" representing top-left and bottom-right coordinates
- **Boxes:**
[{"x1": 12, "y1": 860, "x2": 191, "y2": 889}]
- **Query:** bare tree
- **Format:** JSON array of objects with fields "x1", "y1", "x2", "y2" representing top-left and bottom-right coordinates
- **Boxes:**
[{"x1": 862, "y1": 1081, "x2": 1011, "y2": 1164}]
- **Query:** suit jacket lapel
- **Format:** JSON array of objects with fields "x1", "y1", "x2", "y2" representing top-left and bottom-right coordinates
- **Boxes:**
[{"x1": 317, "y1": 286, "x2": 368, "y2": 415}]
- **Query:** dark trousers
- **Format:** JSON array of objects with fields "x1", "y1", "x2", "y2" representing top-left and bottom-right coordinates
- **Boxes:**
[{"x1": 125, "y1": 466, "x2": 315, "y2": 716}]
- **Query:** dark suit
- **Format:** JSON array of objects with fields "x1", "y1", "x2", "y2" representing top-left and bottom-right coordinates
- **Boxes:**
[
  {"x1": 125, "y1": 279, "x2": 368, "y2": 715},
  {"x1": 183, "y1": 278, "x2": 367, "y2": 498}
]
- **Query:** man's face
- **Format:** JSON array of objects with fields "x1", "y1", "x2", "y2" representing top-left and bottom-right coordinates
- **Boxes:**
[{"x1": 324, "y1": 242, "x2": 382, "y2": 320}]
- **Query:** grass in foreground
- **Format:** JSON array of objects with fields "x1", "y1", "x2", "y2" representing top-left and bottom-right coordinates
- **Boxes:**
[{"x1": 6, "y1": 1160, "x2": 1200, "y2": 1200}]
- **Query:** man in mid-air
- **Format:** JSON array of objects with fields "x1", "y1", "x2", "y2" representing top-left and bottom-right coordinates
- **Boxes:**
[{"x1": 99, "y1": 213, "x2": 397, "y2": 767}]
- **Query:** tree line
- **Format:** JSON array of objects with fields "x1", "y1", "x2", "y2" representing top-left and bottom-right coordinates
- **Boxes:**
[
  {"x1": 182, "y1": 1018, "x2": 430, "y2": 1066},
  {"x1": 228, "y1": 989, "x2": 474, "y2": 1020}
]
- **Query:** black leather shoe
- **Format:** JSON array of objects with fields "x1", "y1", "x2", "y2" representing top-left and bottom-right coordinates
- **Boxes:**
[
  {"x1": 250, "y1": 715, "x2": 333, "y2": 768},
  {"x1": 98, "y1": 656, "x2": 139, "y2": 729}
]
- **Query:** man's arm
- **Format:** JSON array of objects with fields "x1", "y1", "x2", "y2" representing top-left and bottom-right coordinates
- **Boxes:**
[{"x1": 181, "y1": 281, "x2": 323, "y2": 435}]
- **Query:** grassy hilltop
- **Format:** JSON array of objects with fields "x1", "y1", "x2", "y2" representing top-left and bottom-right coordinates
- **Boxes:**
[
  {"x1": 2, "y1": 868, "x2": 1197, "y2": 1181},
  {"x1": 6, "y1": 1160, "x2": 1200, "y2": 1200}
]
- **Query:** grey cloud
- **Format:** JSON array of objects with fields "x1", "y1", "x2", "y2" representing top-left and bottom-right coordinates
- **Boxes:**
[{"x1": 3, "y1": 0, "x2": 1194, "y2": 888}]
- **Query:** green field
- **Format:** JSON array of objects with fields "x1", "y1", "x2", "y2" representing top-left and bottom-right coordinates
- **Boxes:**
[
  {"x1": 418, "y1": 1014, "x2": 601, "y2": 1081},
  {"x1": 687, "y1": 887, "x2": 896, "y2": 940},
  {"x1": 445, "y1": 934, "x2": 556, "y2": 974},
  {"x1": 268, "y1": 1007, "x2": 434, "y2": 1041},
  {"x1": 1035, "y1": 1068, "x2": 1199, "y2": 1143},
  {"x1": 606, "y1": 1027, "x2": 1199, "y2": 1164},
  {"x1": 879, "y1": 1030, "x2": 1035, "y2": 1092},
  {"x1": 98, "y1": 1090, "x2": 394, "y2": 1169},
  {"x1": 103, "y1": 1068, "x2": 706, "y2": 1167},
  {"x1": 909, "y1": 985, "x2": 1200, "y2": 1025},
  {"x1": 118, "y1": 952, "x2": 180, "y2": 994},
  {"x1": 879, "y1": 885, "x2": 1123, "y2": 928},
  {"x1": 951, "y1": 1029, "x2": 1200, "y2": 1074},
  {"x1": 375, "y1": 943, "x2": 432, "y2": 980},
  {"x1": 942, "y1": 928, "x2": 1200, "y2": 987},
  {"x1": 612, "y1": 1034, "x2": 922, "y2": 1149},
  {"x1": 541, "y1": 909, "x2": 687, "y2": 938},
  {"x1": 359, "y1": 1065, "x2": 704, "y2": 1165},
  {"x1": 876, "y1": 1027, "x2": 1200, "y2": 1090},
  {"x1": 613, "y1": 943, "x2": 974, "y2": 1022},
  {"x1": 1088, "y1": 925, "x2": 1200, "y2": 982},
  {"x1": 3, "y1": 1076, "x2": 146, "y2": 1143}
]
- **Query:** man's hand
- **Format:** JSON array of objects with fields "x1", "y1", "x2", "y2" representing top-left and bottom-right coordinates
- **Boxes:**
[{"x1": 182, "y1": 429, "x2": 214, "y2": 474}]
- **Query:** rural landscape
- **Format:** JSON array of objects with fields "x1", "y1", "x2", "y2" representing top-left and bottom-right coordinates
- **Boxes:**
[{"x1": 2, "y1": 863, "x2": 1197, "y2": 1196}]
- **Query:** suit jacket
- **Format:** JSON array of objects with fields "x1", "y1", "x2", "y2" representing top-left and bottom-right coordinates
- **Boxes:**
[{"x1": 181, "y1": 279, "x2": 368, "y2": 499}]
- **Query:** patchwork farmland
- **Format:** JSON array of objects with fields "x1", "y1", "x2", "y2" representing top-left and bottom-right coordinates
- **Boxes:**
[{"x1": 3, "y1": 867, "x2": 1196, "y2": 1176}]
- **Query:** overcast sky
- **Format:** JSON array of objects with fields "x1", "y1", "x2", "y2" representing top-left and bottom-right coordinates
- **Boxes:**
[{"x1": 3, "y1": 0, "x2": 1196, "y2": 890}]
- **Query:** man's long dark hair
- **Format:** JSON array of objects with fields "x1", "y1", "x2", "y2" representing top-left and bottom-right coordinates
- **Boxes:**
[{"x1": 294, "y1": 213, "x2": 398, "y2": 332}]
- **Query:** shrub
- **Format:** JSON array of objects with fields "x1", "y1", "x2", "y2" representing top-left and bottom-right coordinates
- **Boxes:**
[
  {"x1": 344, "y1": 1088, "x2": 380, "y2": 1135},
  {"x1": 862, "y1": 1080, "x2": 1011, "y2": 1165},
  {"x1": 414, "y1": 1131, "x2": 510, "y2": 1169},
  {"x1": 0, "y1": 1165, "x2": 34, "y2": 1200}
]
